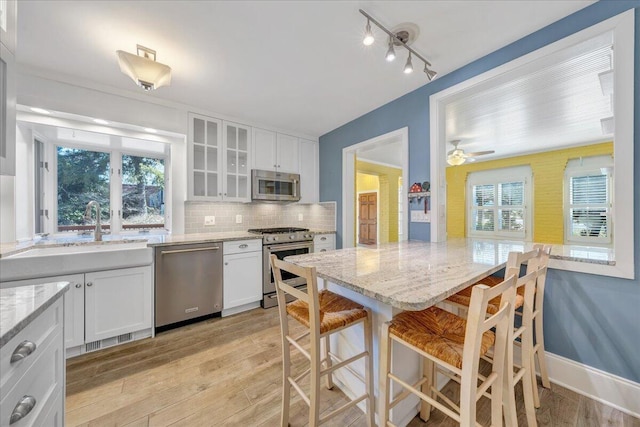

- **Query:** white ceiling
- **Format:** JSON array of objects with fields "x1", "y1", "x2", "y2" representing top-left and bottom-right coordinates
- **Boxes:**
[
  {"x1": 444, "y1": 30, "x2": 613, "y2": 161},
  {"x1": 16, "y1": 1, "x2": 594, "y2": 138}
]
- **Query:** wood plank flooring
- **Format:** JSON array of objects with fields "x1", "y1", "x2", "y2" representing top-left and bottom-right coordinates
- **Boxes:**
[{"x1": 66, "y1": 307, "x2": 639, "y2": 426}]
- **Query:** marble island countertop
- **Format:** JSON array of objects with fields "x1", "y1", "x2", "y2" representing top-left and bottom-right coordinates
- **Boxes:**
[
  {"x1": 286, "y1": 239, "x2": 532, "y2": 311},
  {"x1": 0, "y1": 281, "x2": 69, "y2": 348}
]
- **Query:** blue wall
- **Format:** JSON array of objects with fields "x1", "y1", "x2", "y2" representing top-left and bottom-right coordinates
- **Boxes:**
[{"x1": 319, "y1": 1, "x2": 640, "y2": 382}]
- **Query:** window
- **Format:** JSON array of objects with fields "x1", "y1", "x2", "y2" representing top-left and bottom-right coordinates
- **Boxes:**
[
  {"x1": 35, "y1": 128, "x2": 170, "y2": 236},
  {"x1": 467, "y1": 166, "x2": 531, "y2": 240},
  {"x1": 564, "y1": 155, "x2": 612, "y2": 245}
]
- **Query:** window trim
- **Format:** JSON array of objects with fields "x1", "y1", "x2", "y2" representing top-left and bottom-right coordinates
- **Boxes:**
[
  {"x1": 467, "y1": 166, "x2": 533, "y2": 241},
  {"x1": 564, "y1": 156, "x2": 613, "y2": 245}
]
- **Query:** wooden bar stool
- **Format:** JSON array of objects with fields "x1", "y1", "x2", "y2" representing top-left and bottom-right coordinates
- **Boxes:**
[
  {"x1": 270, "y1": 255, "x2": 375, "y2": 427},
  {"x1": 379, "y1": 272, "x2": 520, "y2": 426},
  {"x1": 446, "y1": 244, "x2": 552, "y2": 410}
]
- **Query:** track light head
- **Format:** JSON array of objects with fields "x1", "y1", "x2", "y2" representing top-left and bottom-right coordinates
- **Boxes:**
[
  {"x1": 385, "y1": 37, "x2": 396, "y2": 62},
  {"x1": 363, "y1": 20, "x2": 374, "y2": 46},
  {"x1": 404, "y1": 53, "x2": 413, "y2": 74},
  {"x1": 424, "y1": 64, "x2": 438, "y2": 81}
]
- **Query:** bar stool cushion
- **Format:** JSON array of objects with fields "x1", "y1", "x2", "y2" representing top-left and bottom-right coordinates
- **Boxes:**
[
  {"x1": 389, "y1": 307, "x2": 495, "y2": 369},
  {"x1": 447, "y1": 276, "x2": 525, "y2": 314},
  {"x1": 286, "y1": 290, "x2": 368, "y2": 334}
]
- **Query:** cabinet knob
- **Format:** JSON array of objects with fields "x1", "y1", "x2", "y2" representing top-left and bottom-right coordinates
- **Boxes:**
[
  {"x1": 219, "y1": 193, "x2": 222, "y2": 196},
  {"x1": 225, "y1": 262, "x2": 229, "y2": 266},
  {"x1": 10, "y1": 341, "x2": 37, "y2": 364},
  {"x1": 86, "y1": 282, "x2": 93, "y2": 287},
  {"x1": 75, "y1": 283, "x2": 82, "y2": 288},
  {"x1": 9, "y1": 395, "x2": 36, "y2": 425}
]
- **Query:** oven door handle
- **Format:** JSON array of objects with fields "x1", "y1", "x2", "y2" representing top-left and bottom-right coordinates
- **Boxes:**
[{"x1": 266, "y1": 243, "x2": 313, "y2": 252}]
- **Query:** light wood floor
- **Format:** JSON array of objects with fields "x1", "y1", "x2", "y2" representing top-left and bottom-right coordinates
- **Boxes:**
[{"x1": 66, "y1": 307, "x2": 639, "y2": 427}]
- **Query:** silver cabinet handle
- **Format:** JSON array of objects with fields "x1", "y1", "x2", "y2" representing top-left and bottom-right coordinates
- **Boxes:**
[
  {"x1": 10, "y1": 395, "x2": 36, "y2": 424},
  {"x1": 320, "y1": 249, "x2": 327, "y2": 252},
  {"x1": 75, "y1": 283, "x2": 82, "y2": 288},
  {"x1": 224, "y1": 262, "x2": 229, "y2": 266},
  {"x1": 86, "y1": 282, "x2": 93, "y2": 287},
  {"x1": 239, "y1": 244, "x2": 248, "y2": 249},
  {"x1": 161, "y1": 247, "x2": 220, "y2": 255},
  {"x1": 320, "y1": 236, "x2": 327, "y2": 241},
  {"x1": 10, "y1": 341, "x2": 36, "y2": 364}
]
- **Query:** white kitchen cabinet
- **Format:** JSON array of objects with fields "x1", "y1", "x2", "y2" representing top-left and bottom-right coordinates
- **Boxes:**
[
  {"x1": 298, "y1": 139, "x2": 319, "y2": 204},
  {"x1": 1, "y1": 266, "x2": 152, "y2": 358},
  {"x1": 188, "y1": 113, "x2": 251, "y2": 202},
  {"x1": 0, "y1": 297, "x2": 64, "y2": 427},
  {"x1": 0, "y1": 0, "x2": 17, "y2": 54},
  {"x1": 1, "y1": 273, "x2": 85, "y2": 350},
  {"x1": 222, "y1": 240, "x2": 262, "y2": 316},
  {"x1": 313, "y1": 234, "x2": 336, "y2": 253},
  {"x1": 0, "y1": 42, "x2": 17, "y2": 176},
  {"x1": 252, "y1": 129, "x2": 299, "y2": 173},
  {"x1": 85, "y1": 266, "x2": 152, "y2": 343}
]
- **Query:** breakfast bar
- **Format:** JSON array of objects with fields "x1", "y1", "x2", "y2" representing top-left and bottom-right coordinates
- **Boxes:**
[{"x1": 286, "y1": 238, "x2": 532, "y2": 425}]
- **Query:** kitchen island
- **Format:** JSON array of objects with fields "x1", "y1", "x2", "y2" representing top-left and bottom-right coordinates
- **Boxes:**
[{"x1": 286, "y1": 238, "x2": 530, "y2": 426}]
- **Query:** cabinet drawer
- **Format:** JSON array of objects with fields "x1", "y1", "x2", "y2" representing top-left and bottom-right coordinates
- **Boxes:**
[
  {"x1": 313, "y1": 234, "x2": 335, "y2": 250},
  {"x1": 0, "y1": 328, "x2": 63, "y2": 427},
  {"x1": 223, "y1": 239, "x2": 262, "y2": 255},
  {"x1": 0, "y1": 298, "x2": 62, "y2": 402}
]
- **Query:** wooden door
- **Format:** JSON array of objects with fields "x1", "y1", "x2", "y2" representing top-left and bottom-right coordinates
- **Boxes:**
[{"x1": 358, "y1": 192, "x2": 377, "y2": 245}]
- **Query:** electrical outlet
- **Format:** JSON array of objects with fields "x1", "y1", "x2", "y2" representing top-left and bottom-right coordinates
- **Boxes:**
[
  {"x1": 235, "y1": 214, "x2": 243, "y2": 224},
  {"x1": 204, "y1": 216, "x2": 215, "y2": 226},
  {"x1": 298, "y1": 213, "x2": 304, "y2": 221}
]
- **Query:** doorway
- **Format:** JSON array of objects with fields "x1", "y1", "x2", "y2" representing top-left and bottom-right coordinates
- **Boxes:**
[
  {"x1": 342, "y1": 127, "x2": 408, "y2": 248},
  {"x1": 358, "y1": 191, "x2": 378, "y2": 245}
]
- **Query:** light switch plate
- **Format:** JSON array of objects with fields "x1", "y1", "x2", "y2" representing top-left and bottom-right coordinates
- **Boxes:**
[
  {"x1": 235, "y1": 214, "x2": 243, "y2": 224},
  {"x1": 204, "y1": 216, "x2": 215, "y2": 226},
  {"x1": 298, "y1": 213, "x2": 304, "y2": 221}
]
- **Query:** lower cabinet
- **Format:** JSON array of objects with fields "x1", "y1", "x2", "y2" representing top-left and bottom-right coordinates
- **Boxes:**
[
  {"x1": 0, "y1": 298, "x2": 65, "y2": 427},
  {"x1": 222, "y1": 240, "x2": 262, "y2": 316},
  {"x1": 313, "y1": 233, "x2": 336, "y2": 253},
  {"x1": 1, "y1": 266, "x2": 152, "y2": 358}
]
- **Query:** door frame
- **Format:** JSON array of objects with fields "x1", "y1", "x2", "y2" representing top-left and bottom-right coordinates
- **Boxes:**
[
  {"x1": 342, "y1": 127, "x2": 408, "y2": 248},
  {"x1": 356, "y1": 189, "x2": 379, "y2": 245}
]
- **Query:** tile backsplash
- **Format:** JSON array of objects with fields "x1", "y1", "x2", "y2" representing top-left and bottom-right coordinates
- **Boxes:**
[{"x1": 185, "y1": 201, "x2": 336, "y2": 234}]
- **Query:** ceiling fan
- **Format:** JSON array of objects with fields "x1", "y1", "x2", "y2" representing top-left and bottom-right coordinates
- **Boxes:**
[{"x1": 446, "y1": 140, "x2": 495, "y2": 166}]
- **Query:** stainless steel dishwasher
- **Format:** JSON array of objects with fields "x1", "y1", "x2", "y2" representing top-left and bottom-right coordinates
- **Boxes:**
[{"x1": 155, "y1": 242, "x2": 223, "y2": 328}]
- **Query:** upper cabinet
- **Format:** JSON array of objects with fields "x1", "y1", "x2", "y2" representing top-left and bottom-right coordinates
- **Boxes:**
[
  {"x1": 188, "y1": 113, "x2": 252, "y2": 202},
  {"x1": 298, "y1": 139, "x2": 319, "y2": 204},
  {"x1": 0, "y1": 42, "x2": 16, "y2": 176},
  {"x1": 253, "y1": 129, "x2": 299, "y2": 173},
  {"x1": 0, "y1": 0, "x2": 17, "y2": 54}
]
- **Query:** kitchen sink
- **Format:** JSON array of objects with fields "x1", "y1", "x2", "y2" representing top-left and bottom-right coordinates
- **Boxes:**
[{"x1": 0, "y1": 241, "x2": 153, "y2": 282}]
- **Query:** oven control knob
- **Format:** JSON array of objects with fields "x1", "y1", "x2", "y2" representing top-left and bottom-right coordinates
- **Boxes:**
[
  {"x1": 289, "y1": 235, "x2": 295, "y2": 240},
  {"x1": 273, "y1": 236, "x2": 278, "y2": 241},
  {"x1": 305, "y1": 234, "x2": 312, "y2": 239},
  {"x1": 265, "y1": 237, "x2": 271, "y2": 242}
]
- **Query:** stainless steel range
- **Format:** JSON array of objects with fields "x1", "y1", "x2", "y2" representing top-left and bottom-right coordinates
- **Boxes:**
[{"x1": 248, "y1": 227, "x2": 313, "y2": 308}]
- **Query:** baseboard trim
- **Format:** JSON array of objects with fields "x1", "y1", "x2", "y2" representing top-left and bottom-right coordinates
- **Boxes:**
[{"x1": 545, "y1": 352, "x2": 640, "y2": 419}]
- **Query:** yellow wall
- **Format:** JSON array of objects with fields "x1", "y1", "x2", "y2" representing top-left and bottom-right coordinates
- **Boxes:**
[
  {"x1": 355, "y1": 160, "x2": 402, "y2": 244},
  {"x1": 446, "y1": 142, "x2": 613, "y2": 244}
]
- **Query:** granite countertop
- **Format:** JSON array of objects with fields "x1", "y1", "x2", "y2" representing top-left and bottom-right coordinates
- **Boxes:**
[
  {"x1": 0, "y1": 281, "x2": 69, "y2": 348},
  {"x1": 286, "y1": 239, "x2": 535, "y2": 311},
  {"x1": 145, "y1": 231, "x2": 261, "y2": 247}
]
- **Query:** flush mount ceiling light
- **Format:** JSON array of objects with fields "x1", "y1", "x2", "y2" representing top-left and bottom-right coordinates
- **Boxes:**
[
  {"x1": 360, "y1": 9, "x2": 437, "y2": 81},
  {"x1": 116, "y1": 45, "x2": 172, "y2": 91}
]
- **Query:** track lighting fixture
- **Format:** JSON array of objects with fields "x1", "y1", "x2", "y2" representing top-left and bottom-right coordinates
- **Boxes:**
[
  {"x1": 385, "y1": 37, "x2": 396, "y2": 62},
  {"x1": 359, "y1": 9, "x2": 437, "y2": 80},
  {"x1": 363, "y1": 19, "x2": 375, "y2": 46},
  {"x1": 404, "y1": 53, "x2": 413, "y2": 74}
]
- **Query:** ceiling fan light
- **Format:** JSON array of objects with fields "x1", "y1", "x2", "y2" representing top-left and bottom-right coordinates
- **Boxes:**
[
  {"x1": 447, "y1": 152, "x2": 466, "y2": 166},
  {"x1": 404, "y1": 53, "x2": 413, "y2": 74},
  {"x1": 117, "y1": 47, "x2": 172, "y2": 91},
  {"x1": 363, "y1": 20, "x2": 374, "y2": 46}
]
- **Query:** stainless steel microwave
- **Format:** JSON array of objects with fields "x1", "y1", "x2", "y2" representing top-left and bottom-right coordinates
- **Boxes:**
[{"x1": 251, "y1": 169, "x2": 301, "y2": 202}]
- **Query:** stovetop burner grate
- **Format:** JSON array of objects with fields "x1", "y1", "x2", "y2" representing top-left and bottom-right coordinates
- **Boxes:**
[{"x1": 248, "y1": 227, "x2": 309, "y2": 234}]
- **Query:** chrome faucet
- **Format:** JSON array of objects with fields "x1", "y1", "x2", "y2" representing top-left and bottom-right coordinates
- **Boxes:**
[{"x1": 84, "y1": 201, "x2": 103, "y2": 241}]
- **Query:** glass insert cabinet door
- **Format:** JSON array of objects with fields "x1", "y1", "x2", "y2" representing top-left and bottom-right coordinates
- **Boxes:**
[
  {"x1": 223, "y1": 121, "x2": 251, "y2": 201},
  {"x1": 188, "y1": 113, "x2": 252, "y2": 202},
  {"x1": 189, "y1": 113, "x2": 222, "y2": 200}
]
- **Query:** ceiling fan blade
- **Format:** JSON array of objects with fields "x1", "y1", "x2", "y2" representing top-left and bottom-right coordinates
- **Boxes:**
[{"x1": 465, "y1": 150, "x2": 495, "y2": 157}]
